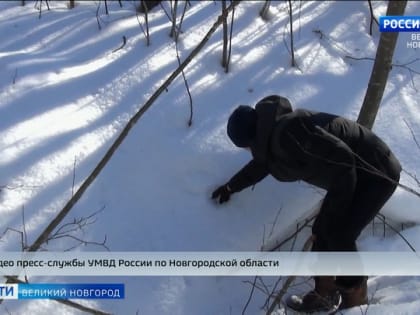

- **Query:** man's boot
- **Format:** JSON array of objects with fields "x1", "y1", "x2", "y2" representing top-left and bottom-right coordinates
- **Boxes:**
[
  {"x1": 338, "y1": 277, "x2": 368, "y2": 310},
  {"x1": 286, "y1": 276, "x2": 341, "y2": 313}
]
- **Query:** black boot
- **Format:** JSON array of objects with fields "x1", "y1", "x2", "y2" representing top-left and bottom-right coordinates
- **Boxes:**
[
  {"x1": 286, "y1": 276, "x2": 341, "y2": 313},
  {"x1": 338, "y1": 277, "x2": 368, "y2": 310}
]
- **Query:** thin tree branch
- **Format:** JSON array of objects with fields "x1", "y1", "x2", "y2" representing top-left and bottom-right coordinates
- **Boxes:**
[
  {"x1": 0, "y1": 183, "x2": 40, "y2": 191},
  {"x1": 159, "y1": 1, "x2": 183, "y2": 37},
  {"x1": 367, "y1": 0, "x2": 379, "y2": 35},
  {"x1": 96, "y1": 1, "x2": 102, "y2": 30},
  {"x1": 268, "y1": 213, "x2": 317, "y2": 252},
  {"x1": 0, "y1": 228, "x2": 25, "y2": 250},
  {"x1": 258, "y1": 276, "x2": 273, "y2": 299},
  {"x1": 159, "y1": 1, "x2": 173, "y2": 21},
  {"x1": 403, "y1": 169, "x2": 420, "y2": 187},
  {"x1": 374, "y1": 214, "x2": 417, "y2": 252},
  {"x1": 403, "y1": 118, "x2": 420, "y2": 151},
  {"x1": 12, "y1": 68, "x2": 18, "y2": 85},
  {"x1": 71, "y1": 157, "x2": 77, "y2": 197},
  {"x1": 345, "y1": 55, "x2": 420, "y2": 75},
  {"x1": 35, "y1": 0, "x2": 50, "y2": 19},
  {"x1": 1, "y1": 305, "x2": 12, "y2": 315},
  {"x1": 262, "y1": 277, "x2": 283, "y2": 311},
  {"x1": 242, "y1": 276, "x2": 258, "y2": 315},
  {"x1": 170, "y1": 1, "x2": 194, "y2": 127},
  {"x1": 112, "y1": 36, "x2": 127, "y2": 53},
  {"x1": 175, "y1": 0, "x2": 188, "y2": 43},
  {"x1": 344, "y1": 56, "x2": 375, "y2": 62},
  {"x1": 269, "y1": 206, "x2": 283, "y2": 239},
  {"x1": 266, "y1": 235, "x2": 314, "y2": 314},
  {"x1": 136, "y1": 9, "x2": 150, "y2": 46},
  {"x1": 289, "y1": 223, "x2": 301, "y2": 251},
  {"x1": 45, "y1": 206, "x2": 109, "y2": 251},
  {"x1": 174, "y1": 30, "x2": 193, "y2": 126},
  {"x1": 312, "y1": 28, "x2": 358, "y2": 56},
  {"x1": 286, "y1": 128, "x2": 420, "y2": 199},
  {"x1": 243, "y1": 277, "x2": 271, "y2": 296},
  {"x1": 22, "y1": 206, "x2": 28, "y2": 251}
]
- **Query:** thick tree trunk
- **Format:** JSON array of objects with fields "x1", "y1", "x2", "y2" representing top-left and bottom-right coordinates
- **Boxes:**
[
  {"x1": 138, "y1": 0, "x2": 162, "y2": 13},
  {"x1": 357, "y1": 0, "x2": 407, "y2": 129}
]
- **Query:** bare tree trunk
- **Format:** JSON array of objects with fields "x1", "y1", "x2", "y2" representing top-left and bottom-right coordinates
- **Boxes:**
[
  {"x1": 96, "y1": 2, "x2": 102, "y2": 30},
  {"x1": 357, "y1": 0, "x2": 407, "y2": 129},
  {"x1": 136, "y1": 1, "x2": 151, "y2": 46},
  {"x1": 144, "y1": 4, "x2": 150, "y2": 45},
  {"x1": 260, "y1": 0, "x2": 271, "y2": 20},
  {"x1": 221, "y1": 0, "x2": 235, "y2": 73},
  {"x1": 221, "y1": 0, "x2": 228, "y2": 68},
  {"x1": 226, "y1": 2, "x2": 235, "y2": 73},
  {"x1": 36, "y1": 0, "x2": 49, "y2": 19},
  {"x1": 288, "y1": 0, "x2": 296, "y2": 67},
  {"x1": 170, "y1": 0, "x2": 179, "y2": 38},
  {"x1": 69, "y1": 0, "x2": 75, "y2": 9},
  {"x1": 175, "y1": 0, "x2": 188, "y2": 42},
  {"x1": 173, "y1": 1, "x2": 193, "y2": 125},
  {"x1": 104, "y1": 0, "x2": 109, "y2": 15},
  {"x1": 138, "y1": 0, "x2": 162, "y2": 13}
]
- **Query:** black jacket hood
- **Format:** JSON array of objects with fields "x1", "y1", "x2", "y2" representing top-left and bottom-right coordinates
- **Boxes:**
[{"x1": 251, "y1": 95, "x2": 292, "y2": 162}]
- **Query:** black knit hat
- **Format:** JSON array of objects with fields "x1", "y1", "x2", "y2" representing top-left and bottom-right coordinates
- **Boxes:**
[{"x1": 227, "y1": 105, "x2": 257, "y2": 148}]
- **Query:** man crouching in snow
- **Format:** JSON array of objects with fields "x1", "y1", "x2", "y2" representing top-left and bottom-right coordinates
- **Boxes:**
[{"x1": 212, "y1": 95, "x2": 401, "y2": 313}]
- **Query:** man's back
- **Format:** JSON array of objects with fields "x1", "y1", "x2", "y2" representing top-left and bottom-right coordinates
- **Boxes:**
[{"x1": 275, "y1": 109, "x2": 401, "y2": 177}]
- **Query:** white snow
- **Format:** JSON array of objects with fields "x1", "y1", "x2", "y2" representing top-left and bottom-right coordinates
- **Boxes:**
[{"x1": 1, "y1": 1, "x2": 420, "y2": 314}]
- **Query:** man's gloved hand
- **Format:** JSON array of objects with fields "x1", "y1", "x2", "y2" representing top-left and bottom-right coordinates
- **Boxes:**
[{"x1": 211, "y1": 184, "x2": 232, "y2": 204}]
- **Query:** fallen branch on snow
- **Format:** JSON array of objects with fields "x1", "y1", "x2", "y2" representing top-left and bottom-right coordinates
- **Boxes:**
[
  {"x1": 266, "y1": 235, "x2": 314, "y2": 315},
  {"x1": 112, "y1": 36, "x2": 127, "y2": 53}
]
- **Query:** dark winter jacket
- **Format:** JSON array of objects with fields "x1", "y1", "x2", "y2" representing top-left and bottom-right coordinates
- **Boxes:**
[{"x1": 227, "y1": 96, "x2": 402, "y2": 223}]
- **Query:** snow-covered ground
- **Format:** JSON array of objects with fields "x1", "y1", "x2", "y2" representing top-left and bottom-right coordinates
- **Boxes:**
[{"x1": 0, "y1": 1, "x2": 420, "y2": 314}]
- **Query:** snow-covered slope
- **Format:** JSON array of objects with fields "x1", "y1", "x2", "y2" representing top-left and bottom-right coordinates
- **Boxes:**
[{"x1": 1, "y1": 1, "x2": 419, "y2": 314}]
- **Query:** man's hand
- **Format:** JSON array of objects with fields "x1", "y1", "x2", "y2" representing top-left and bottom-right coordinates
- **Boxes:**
[{"x1": 211, "y1": 184, "x2": 232, "y2": 204}]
